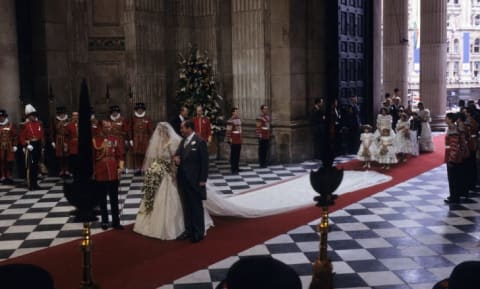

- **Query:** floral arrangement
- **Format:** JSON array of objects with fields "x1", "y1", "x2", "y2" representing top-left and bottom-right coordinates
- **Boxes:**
[
  {"x1": 379, "y1": 145, "x2": 388, "y2": 156},
  {"x1": 142, "y1": 159, "x2": 172, "y2": 214},
  {"x1": 176, "y1": 43, "x2": 224, "y2": 132},
  {"x1": 362, "y1": 147, "x2": 370, "y2": 158}
]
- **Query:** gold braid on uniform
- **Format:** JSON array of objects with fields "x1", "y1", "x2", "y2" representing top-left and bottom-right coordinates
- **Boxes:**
[{"x1": 92, "y1": 138, "x2": 107, "y2": 160}]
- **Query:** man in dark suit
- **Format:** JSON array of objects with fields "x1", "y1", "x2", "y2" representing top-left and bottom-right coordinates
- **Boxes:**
[
  {"x1": 170, "y1": 106, "x2": 189, "y2": 135},
  {"x1": 174, "y1": 120, "x2": 209, "y2": 242}
]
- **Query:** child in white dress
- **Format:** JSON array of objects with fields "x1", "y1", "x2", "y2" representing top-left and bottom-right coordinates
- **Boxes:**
[
  {"x1": 394, "y1": 113, "x2": 416, "y2": 162},
  {"x1": 374, "y1": 107, "x2": 396, "y2": 147},
  {"x1": 376, "y1": 128, "x2": 398, "y2": 169},
  {"x1": 357, "y1": 124, "x2": 375, "y2": 169}
]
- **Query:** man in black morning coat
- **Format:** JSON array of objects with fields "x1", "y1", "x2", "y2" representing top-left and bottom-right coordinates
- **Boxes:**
[{"x1": 174, "y1": 120, "x2": 209, "y2": 242}]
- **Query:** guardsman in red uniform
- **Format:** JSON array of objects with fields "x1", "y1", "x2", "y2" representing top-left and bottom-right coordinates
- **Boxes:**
[
  {"x1": 0, "y1": 110, "x2": 17, "y2": 184},
  {"x1": 93, "y1": 120, "x2": 124, "y2": 230},
  {"x1": 457, "y1": 113, "x2": 471, "y2": 197},
  {"x1": 65, "y1": 112, "x2": 79, "y2": 178},
  {"x1": 192, "y1": 105, "x2": 212, "y2": 143},
  {"x1": 226, "y1": 107, "x2": 242, "y2": 174},
  {"x1": 109, "y1": 105, "x2": 129, "y2": 171},
  {"x1": 50, "y1": 106, "x2": 70, "y2": 177},
  {"x1": 256, "y1": 104, "x2": 271, "y2": 168},
  {"x1": 20, "y1": 104, "x2": 45, "y2": 190},
  {"x1": 129, "y1": 102, "x2": 153, "y2": 175},
  {"x1": 464, "y1": 108, "x2": 478, "y2": 194},
  {"x1": 444, "y1": 113, "x2": 463, "y2": 204}
]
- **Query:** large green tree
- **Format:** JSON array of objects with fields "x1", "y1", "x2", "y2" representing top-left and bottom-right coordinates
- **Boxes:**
[{"x1": 176, "y1": 44, "x2": 223, "y2": 132}]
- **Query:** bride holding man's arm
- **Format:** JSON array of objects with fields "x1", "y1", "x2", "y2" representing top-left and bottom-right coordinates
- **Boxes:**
[
  {"x1": 134, "y1": 121, "x2": 282, "y2": 240},
  {"x1": 133, "y1": 122, "x2": 213, "y2": 240}
]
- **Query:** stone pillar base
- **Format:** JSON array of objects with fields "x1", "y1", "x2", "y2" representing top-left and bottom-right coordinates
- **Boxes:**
[{"x1": 217, "y1": 123, "x2": 314, "y2": 165}]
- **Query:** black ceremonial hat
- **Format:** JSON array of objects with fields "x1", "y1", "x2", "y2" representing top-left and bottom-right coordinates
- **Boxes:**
[
  {"x1": 56, "y1": 106, "x2": 66, "y2": 114},
  {"x1": 110, "y1": 105, "x2": 121, "y2": 113},
  {"x1": 134, "y1": 102, "x2": 146, "y2": 110}
]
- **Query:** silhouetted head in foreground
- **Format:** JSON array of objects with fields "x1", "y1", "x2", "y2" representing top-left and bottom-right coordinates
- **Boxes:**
[{"x1": 216, "y1": 256, "x2": 301, "y2": 289}]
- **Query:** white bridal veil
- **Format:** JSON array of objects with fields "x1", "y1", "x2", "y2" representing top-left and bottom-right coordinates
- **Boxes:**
[{"x1": 142, "y1": 122, "x2": 181, "y2": 170}]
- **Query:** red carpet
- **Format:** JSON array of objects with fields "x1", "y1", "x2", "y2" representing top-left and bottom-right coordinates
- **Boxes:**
[{"x1": 1, "y1": 135, "x2": 445, "y2": 289}]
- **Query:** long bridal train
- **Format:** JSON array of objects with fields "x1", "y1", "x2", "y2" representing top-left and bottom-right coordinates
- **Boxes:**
[
  {"x1": 133, "y1": 169, "x2": 389, "y2": 240},
  {"x1": 204, "y1": 170, "x2": 391, "y2": 218}
]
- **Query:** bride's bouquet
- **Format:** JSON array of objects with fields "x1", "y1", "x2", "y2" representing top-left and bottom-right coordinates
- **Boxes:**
[{"x1": 142, "y1": 159, "x2": 172, "y2": 214}]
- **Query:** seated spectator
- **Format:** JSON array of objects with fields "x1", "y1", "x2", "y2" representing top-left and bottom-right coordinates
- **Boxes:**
[
  {"x1": 0, "y1": 263, "x2": 54, "y2": 289},
  {"x1": 216, "y1": 255, "x2": 301, "y2": 289},
  {"x1": 432, "y1": 261, "x2": 480, "y2": 289}
]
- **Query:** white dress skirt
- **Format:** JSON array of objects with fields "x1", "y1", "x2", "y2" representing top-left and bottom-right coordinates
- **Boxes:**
[
  {"x1": 417, "y1": 109, "x2": 434, "y2": 152},
  {"x1": 394, "y1": 120, "x2": 417, "y2": 155},
  {"x1": 357, "y1": 132, "x2": 376, "y2": 161},
  {"x1": 376, "y1": 135, "x2": 398, "y2": 164},
  {"x1": 133, "y1": 172, "x2": 214, "y2": 240}
]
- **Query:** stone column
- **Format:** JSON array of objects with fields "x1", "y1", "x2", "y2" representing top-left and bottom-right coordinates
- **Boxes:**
[
  {"x1": 230, "y1": 0, "x2": 269, "y2": 160},
  {"x1": 231, "y1": 0, "x2": 267, "y2": 122},
  {"x1": 125, "y1": 0, "x2": 168, "y2": 121},
  {"x1": 372, "y1": 0, "x2": 382, "y2": 115},
  {"x1": 0, "y1": 0, "x2": 21, "y2": 123},
  {"x1": 67, "y1": 0, "x2": 89, "y2": 110},
  {"x1": 420, "y1": 0, "x2": 447, "y2": 130},
  {"x1": 270, "y1": 0, "x2": 310, "y2": 163},
  {"x1": 383, "y1": 0, "x2": 409, "y2": 104},
  {"x1": 43, "y1": 0, "x2": 69, "y2": 120}
]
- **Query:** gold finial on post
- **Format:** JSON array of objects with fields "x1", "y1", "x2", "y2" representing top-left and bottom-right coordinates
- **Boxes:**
[
  {"x1": 309, "y1": 165, "x2": 343, "y2": 289},
  {"x1": 80, "y1": 222, "x2": 99, "y2": 289},
  {"x1": 309, "y1": 207, "x2": 333, "y2": 289}
]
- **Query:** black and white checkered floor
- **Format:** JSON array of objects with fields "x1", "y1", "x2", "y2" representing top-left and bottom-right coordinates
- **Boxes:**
[
  {"x1": 158, "y1": 165, "x2": 480, "y2": 289},
  {"x1": 1, "y1": 156, "x2": 480, "y2": 289},
  {"x1": 0, "y1": 156, "x2": 354, "y2": 262}
]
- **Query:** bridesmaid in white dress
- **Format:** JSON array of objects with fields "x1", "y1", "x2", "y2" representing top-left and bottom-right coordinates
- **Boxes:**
[
  {"x1": 394, "y1": 113, "x2": 417, "y2": 161},
  {"x1": 376, "y1": 128, "x2": 398, "y2": 169},
  {"x1": 416, "y1": 102, "x2": 434, "y2": 152},
  {"x1": 374, "y1": 107, "x2": 395, "y2": 141},
  {"x1": 133, "y1": 122, "x2": 213, "y2": 240}
]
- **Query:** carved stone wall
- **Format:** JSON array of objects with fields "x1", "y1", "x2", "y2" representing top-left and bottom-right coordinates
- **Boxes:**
[
  {"x1": 17, "y1": 0, "x2": 332, "y2": 164},
  {"x1": 0, "y1": 0, "x2": 21, "y2": 123}
]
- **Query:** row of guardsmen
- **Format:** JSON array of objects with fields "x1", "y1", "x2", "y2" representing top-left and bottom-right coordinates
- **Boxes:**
[
  {"x1": 1, "y1": 102, "x2": 272, "y2": 189},
  {"x1": 0, "y1": 102, "x2": 153, "y2": 190}
]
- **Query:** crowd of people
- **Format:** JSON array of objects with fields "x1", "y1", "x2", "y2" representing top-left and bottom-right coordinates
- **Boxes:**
[
  {"x1": 310, "y1": 90, "x2": 480, "y2": 203},
  {"x1": 356, "y1": 98, "x2": 434, "y2": 170},
  {"x1": 444, "y1": 100, "x2": 480, "y2": 204},
  {"x1": 309, "y1": 89, "x2": 436, "y2": 168}
]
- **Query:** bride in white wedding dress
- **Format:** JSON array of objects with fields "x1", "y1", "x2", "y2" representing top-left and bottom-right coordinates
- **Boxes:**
[{"x1": 133, "y1": 122, "x2": 213, "y2": 240}]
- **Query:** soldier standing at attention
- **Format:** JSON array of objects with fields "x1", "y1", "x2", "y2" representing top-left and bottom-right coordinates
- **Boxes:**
[
  {"x1": 0, "y1": 110, "x2": 17, "y2": 185},
  {"x1": 50, "y1": 106, "x2": 70, "y2": 177},
  {"x1": 444, "y1": 113, "x2": 463, "y2": 204},
  {"x1": 129, "y1": 102, "x2": 153, "y2": 175},
  {"x1": 109, "y1": 105, "x2": 129, "y2": 173},
  {"x1": 256, "y1": 104, "x2": 271, "y2": 168},
  {"x1": 20, "y1": 104, "x2": 45, "y2": 191},
  {"x1": 93, "y1": 120, "x2": 124, "y2": 230},
  {"x1": 65, "y1": 112, "x2": 79, "y2": 178},
  {"x1": 226, "y1": 107, "x2": 242, "y2": 174},
  {"x1": 192, "y1": 105, "x2": 212, "y2": 143}
]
